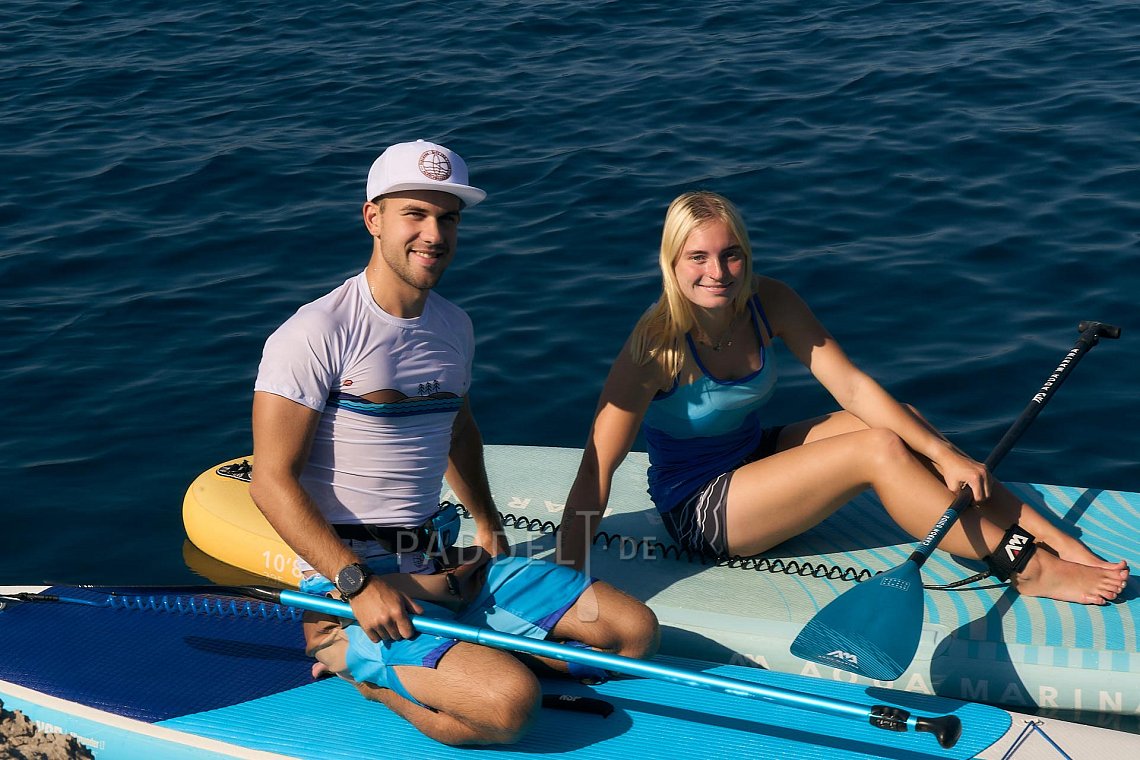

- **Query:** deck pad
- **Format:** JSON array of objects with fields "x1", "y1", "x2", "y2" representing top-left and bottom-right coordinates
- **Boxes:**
[
  {"x1": 161, "y1": 657, "x2": 1010, "y2": 760},
  {"x1": 0, "y1": 587, "x2": 311, "y2": 721}
]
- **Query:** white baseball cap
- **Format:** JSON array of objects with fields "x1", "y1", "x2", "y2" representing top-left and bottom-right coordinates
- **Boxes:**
[{"x1": 365, "y1": 140, "x2": 486, "y2": 207}]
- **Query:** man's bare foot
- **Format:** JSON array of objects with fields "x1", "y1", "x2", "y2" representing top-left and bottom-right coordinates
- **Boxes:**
[{"x1": 1013, "y1": 548, "x2": 1128, "y2": 604}]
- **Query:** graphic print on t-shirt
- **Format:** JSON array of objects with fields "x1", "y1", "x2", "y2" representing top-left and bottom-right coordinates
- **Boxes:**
[{"x1": 327, "y1": 389, "x2": 464, "y2": 418}]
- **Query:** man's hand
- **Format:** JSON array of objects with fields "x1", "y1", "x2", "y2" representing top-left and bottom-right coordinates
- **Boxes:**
[
  {"x1": 350, "y1": 575, "x2": 424, "y2": 643},
  {"x1": 444, "y1": 546, "x2": 493, "y2": 603}
]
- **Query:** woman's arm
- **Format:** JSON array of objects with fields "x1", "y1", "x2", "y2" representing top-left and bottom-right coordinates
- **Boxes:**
[
  {"x1": 760, "y1": 277, "x2": 990, "y2": 499},
  {"x1": 557, "y1": 341, "x2": 664, "y2": 572}
]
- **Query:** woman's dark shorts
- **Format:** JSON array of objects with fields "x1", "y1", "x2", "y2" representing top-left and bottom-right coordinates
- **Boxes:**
[{"x1": 660, "y1": 425, "x2": 784, "y2": 556}]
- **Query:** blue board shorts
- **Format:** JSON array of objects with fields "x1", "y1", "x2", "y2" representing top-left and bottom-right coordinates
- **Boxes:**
[{"x1": 300, "y1": 555, "x2": 595, "y2": 706}]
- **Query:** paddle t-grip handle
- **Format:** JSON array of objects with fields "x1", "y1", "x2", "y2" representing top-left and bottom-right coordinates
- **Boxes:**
[
  {"x1": 869, "y1": 705, "x2": 962, "y2": 749},
  {"x1": 1077, "y1": 321, "x2": 1121, "y2": 340},
  {"x1": 915, "y1": 714, "x2": 964, "y2": 749}
]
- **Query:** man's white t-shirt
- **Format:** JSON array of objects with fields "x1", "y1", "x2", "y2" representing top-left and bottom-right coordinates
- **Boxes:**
[{"x1": 254, "y1": 272, "x2": 474, "y2": 527}]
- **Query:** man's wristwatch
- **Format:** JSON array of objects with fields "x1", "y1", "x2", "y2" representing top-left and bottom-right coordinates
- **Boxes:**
[{"x1": 333, "y1": 562, "x2": 372, "y2": 600}]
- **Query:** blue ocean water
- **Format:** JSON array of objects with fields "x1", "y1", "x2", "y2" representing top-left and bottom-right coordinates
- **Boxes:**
[{"x1": 3, "y1": 0, "x2": 1138, "y2": 597}]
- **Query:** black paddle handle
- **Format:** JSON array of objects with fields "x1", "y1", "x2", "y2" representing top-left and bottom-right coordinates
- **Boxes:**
[{"x1": 910, "y1": 321, "x2": 1121, "y2": 565}]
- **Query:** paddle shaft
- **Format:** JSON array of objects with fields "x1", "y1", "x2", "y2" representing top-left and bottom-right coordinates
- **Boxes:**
[
  {"x1": 27, "y1": 583, "x2": 875, "y2": 721},
  {"x1": 268, "y1": 587, "x2": 852, "y2": 716},
  {"x1": 213, "y1": 585, "x2": 959, "y2": 746},
  {"x1": 6, "y1": 583, "x2": 961, "y2": 747},
  {"x1": 908, "y1": 321, "x2": 1121, "y2": 568}
]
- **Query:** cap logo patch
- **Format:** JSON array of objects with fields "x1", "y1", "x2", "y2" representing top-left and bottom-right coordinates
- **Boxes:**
[{"x1": 418, "y1": 150, "x2": 452, "y2": 181}]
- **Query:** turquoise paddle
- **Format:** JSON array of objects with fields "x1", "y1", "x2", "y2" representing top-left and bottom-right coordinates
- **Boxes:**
[
  {"x1": 249, "y1": 584, "x2": 965, "y2": 748},
  {"x1": 6, "y1": 583, "x2": 963, "y2": 749},
  {"x1": 791, "y1": 321, "x2": 1121, "y2": 682}
]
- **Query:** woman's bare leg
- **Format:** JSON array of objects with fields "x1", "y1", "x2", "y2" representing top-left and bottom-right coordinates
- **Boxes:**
[
  {"x1": 785, "y1": 409, "x2": 1130, "y2": 573},
  {"x1": 724, "y1": 419, "x2": 1127, "y2": 604}
]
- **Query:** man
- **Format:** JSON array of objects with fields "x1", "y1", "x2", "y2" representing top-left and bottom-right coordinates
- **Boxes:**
[{"x1": 249, "y1": 140, "x2": 658, "y2": 745}]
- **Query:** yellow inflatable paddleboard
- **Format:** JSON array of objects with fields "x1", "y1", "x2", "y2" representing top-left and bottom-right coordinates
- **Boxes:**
[{"x1": 182, "y1": 456, "x2": 302, "y2": 587}]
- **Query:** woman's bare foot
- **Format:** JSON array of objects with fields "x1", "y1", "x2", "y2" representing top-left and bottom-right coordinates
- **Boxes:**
[
  {"x1": 1013, "y1": 548, "x2": 1129, "y2": 604},
  {"x1": 1039, "y1": 532, "x2": 1130, "y2": 579}
]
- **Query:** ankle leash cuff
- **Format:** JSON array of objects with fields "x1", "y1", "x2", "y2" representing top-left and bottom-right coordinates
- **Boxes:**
[{"x1": 984, "y1": 524, "x2": 1038, "y2": 581}]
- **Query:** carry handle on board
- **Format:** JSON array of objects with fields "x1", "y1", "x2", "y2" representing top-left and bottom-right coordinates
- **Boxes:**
[
  {"x1": 4, "y1": 583, "x2": 963, "y2": 749},
  {"x1": 790, "y1": 321, "x2": 1121, "y2": 682}
]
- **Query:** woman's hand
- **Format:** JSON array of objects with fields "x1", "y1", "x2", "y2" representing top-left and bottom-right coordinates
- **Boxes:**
[{"x1": 935, "y1": 449, "x2": 991, "y2": 503}]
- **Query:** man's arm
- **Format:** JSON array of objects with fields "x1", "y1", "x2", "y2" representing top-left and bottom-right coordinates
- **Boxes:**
[
  {"x1": 446, "y1": 398, "x2": 509, "y2": 557},
  {"x1": 249, "y1": 391, "x2": 422, "y2": 641}
]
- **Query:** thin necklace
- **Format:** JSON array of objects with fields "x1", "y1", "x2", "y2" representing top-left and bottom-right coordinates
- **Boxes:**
[{"x1": 697, "y1": 312, "x2": 738, "y2": 351}]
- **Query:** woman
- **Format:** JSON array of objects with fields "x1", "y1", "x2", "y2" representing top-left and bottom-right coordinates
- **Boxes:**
[{"x1": 557, "y1": 190, "x2": 1128, "y2": 604}]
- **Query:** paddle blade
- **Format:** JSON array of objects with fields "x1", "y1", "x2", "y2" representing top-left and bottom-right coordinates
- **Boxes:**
[{"x1": 790, "y1": 560, "x2": 925, "y2": 681}]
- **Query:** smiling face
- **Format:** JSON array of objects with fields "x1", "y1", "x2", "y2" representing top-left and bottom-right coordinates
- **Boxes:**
[
  {"x1": 364, "y1": 189, "x2": 462, "y2": 315},
  {"x1": 673, "y1": 220, "x2": 746, "y2": 311},
  {"x1": 658, "y1": 192, "x2": 754, "y2": 330}
]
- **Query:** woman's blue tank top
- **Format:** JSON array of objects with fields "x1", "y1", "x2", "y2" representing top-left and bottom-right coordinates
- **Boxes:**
[{"x1": 642, "y1": 294, "x2": 777, "y2": 512}]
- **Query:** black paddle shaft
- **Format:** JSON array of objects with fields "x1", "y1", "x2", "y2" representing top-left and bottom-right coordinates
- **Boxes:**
[{"x1": 909, "y1": 320, "x2": 1121, "y2": 566}]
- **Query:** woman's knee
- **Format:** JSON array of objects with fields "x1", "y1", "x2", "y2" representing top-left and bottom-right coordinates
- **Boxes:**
[{"x1": 859, "y1": 427, "x2": 913, "y2": 469}]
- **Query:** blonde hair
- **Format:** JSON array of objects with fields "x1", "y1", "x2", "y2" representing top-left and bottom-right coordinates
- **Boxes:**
[{"x1": 630, "y1": 191, "x2": 753, "y2": 379}]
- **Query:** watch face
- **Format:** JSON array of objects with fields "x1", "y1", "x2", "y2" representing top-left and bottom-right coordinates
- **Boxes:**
[{"x1": 336, "y1": 564, "x2": 367, "y2": 597}]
